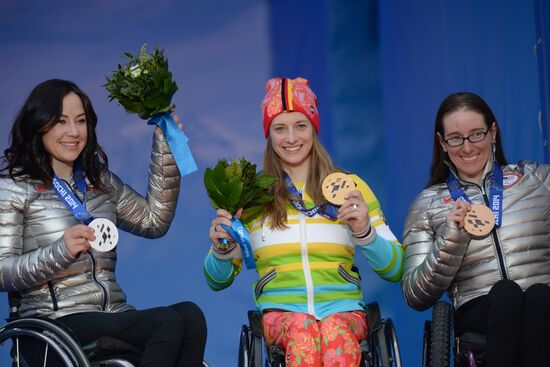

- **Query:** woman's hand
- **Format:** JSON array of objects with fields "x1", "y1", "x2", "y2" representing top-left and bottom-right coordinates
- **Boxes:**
[
  {"x1": 154, "y1": 110, "x2": 184, "y2": 135},
  {"x1": 338, "y1": 190, "x2": 370, "y2": 234},
  {"x1": 447, "y1": 200, "x2": 472, "y2": 229},
  {"x1": 63, "y1": 224, "x2": 95, "y2": 258},
  {"x1": 208, "y1": 208, "x2": 243, "y2": 245}
]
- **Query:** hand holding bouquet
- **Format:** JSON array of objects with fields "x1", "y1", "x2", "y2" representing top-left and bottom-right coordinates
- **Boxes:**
[
  {"x1": 105, "y1": 44, "x2": 196, "y2": 176},
  {"x1": 204, "y1": 158, "x2": 277, "y2": 269}
]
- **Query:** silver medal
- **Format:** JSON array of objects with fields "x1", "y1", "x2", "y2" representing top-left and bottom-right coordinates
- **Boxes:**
[{"x1": 88, "y1": 218, "x2": 119, "y2": 252}]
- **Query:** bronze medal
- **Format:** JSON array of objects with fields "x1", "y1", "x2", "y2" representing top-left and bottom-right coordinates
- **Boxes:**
[
  {"x1": 464, "y1": 204, "x2": 495, "y2": 237},
  {"x1": 322, "y1": 172, "x2": 355, "y2": 205}
]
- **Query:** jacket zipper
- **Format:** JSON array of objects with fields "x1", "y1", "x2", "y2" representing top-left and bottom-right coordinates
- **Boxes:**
[
  {"x1": 47, "y1": 281, "x2": 59, "y2": 311},
  {"x1": 65, "y1": 179, "x2": 109, "y2": 309},
  {"x1": 87, "y1": 252, "x2": 108, "y2": 310},
  {"x1": 338, "y1": 266, "x2": 361, "y2": 287},
  {"x1": 254, "y1": 269, "x2": 276, "y2": 299},
  {"x1": 299, "y1": 213, "x2": 316, "y2": 317},
  {"x1": 480, "y1": 179, "x2": 507, "y2": 280}
]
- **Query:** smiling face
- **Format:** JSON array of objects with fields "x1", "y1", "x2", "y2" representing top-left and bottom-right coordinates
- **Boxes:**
[
  {"x1": 439, "y1": 108, "x2": 496, "y2": 183},
  {"x1": 41, "y1": 92, "x2": 88, "y2": 178},
  {"x1": 269, "y1": 111, "x2": 314, "y2": 180}
]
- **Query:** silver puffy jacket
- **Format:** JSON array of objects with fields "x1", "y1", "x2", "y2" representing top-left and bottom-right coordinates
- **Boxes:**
[
  {"x1": 402, "y1": 157, "x2": 550, "y2": 311},
  {"x1": 0, "y1": 133, "x2": 180, "y2": 319}
]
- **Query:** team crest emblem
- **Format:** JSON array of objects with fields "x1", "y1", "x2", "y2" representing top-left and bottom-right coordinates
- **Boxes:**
[{"x1": 503, "y1": 173, "x2": 522, "y2": 188}]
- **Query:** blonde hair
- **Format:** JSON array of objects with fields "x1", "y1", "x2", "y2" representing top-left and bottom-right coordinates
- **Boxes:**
[{"x1": 262, "y1": 133, "x2": 338, "y2": 229}]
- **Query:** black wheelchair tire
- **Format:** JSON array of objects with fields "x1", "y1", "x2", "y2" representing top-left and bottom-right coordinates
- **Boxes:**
[
  {"x1": 238, "y1": 325, "x2": 251, "y2": 367},
  {"x1": 386, "y1": 318, "x2": 402, "y2": 367},
  {"x1": 422, "y1": 320, "x2": 432, "y2": 367},
  {"x1": 428, "y1": 301, "x2": 451, "y2": 367},
  {"x1": 375, "y1": 323, "x2": 391, "y2": 367}
]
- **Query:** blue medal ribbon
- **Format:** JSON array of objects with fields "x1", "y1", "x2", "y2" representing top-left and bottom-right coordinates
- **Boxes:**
[
  {"x1": 447, "y1": 162, "x2": 503, "y2": 227},
  {"x1": 283, "y1": 173, "x2": 338, "y2": 219},
  {"x1": 221, "y1": 217, "x2": 255, "y2": 270},
  {"x1": 147, "y1": 112, "x2": 197, "y2": 177},
  {"x1": 51, "y1": 165, "x2": 94, "y2": 225}
]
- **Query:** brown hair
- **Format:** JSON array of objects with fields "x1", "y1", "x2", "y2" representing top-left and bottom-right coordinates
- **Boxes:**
[
  {"x1": 427, "y1": 92, "x2": 507, "y2": 188},
  {"x1": 262, "y1": 132, "x2": 338, "y2": 229}
]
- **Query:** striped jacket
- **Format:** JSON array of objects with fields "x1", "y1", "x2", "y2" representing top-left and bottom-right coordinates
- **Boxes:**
[{"x1": 204, "y1": 174, "x2": 404, "y2": 318}]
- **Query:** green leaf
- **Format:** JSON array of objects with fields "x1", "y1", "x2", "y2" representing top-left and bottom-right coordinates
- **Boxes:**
[
  {"x1": 203, "y1": 157, "x2": 276, "y2": 214},
  {"x1": 203, "y1": 168, "x2": 223, "y2": 197},
  {"x1": 256, "y1": 174, "x2": 278, "y2": 189}
]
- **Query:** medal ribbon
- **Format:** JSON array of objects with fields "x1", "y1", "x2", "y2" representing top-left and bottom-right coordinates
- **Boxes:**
[
  {"x1": 221, "y1": 217, "x2": 255, "y2": 270},
  {"x1": 283, "y1": 173, "x2": 338, "y2": 219},
  {"x1": 51, "y1": 164, "x2": 94, "y2": 225},
  {"x1": 447, "y1": 162, "x2": 503, "y2": 227},
  {"x1": 148, "y1": 112, "x2": 197, "y2": 177}
]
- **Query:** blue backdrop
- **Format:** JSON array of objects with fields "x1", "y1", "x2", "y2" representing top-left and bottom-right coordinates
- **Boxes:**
[{"x1": 0, "y1": 1, "x2": 548, "y2": 366}]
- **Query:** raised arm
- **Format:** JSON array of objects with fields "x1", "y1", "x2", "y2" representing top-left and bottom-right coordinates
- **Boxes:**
[
  {"x1": 109, "y1": 132, "x2": 181, "y2": 238},
  {"x1": 350, "y1": 176, "x2": 404, "y2": 282}
]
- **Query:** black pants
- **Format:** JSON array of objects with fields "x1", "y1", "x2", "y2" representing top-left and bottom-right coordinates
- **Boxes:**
[
  {"x1": 454, "y1": 279, "x2": 550, "y2": 367},
  {"x1": 57, "y1": 301, "x2": 207, "y2": 367}
]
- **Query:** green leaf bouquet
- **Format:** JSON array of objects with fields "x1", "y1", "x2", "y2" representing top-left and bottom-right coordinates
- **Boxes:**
[
  {"x1": 104, "y1": 44, "x2": 197, "y2": 177},
  {"x1": 204, "y1": 158, "x2": 277, "y2": 214},
  {"x1": 104, "y1": 44, "x2": 178, "y2": 120}
]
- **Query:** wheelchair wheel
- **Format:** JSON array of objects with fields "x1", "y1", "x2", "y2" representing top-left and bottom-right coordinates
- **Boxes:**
[
  {"x1": 385, "y1": 319, "x2": 402, "y2": 367},
  {"x1": 238, "y1": 324, "x2": 251, "y2": 367},
  {"x1": 422, "y1": 320, "x2": 431, "y2": 367},
  {"x1": 372, "y1": 319, "x2": 402, "y2": 367},
  {"x1": 0, "y1": 318, "x2": 91, "y2": 367},
  {"x1": 427, "y1": 301, "x2": 451, "y2": 367},
  {"x1": 374, "y1": 323, "x2": 390, "y2": 366}
]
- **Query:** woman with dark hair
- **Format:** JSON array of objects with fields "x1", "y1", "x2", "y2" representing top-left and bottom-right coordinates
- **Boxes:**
[
  {"x1": 402, "y1": 92, "x2": 550, "y2": 367},
  {"x1": 204, "y1": 77, "x2": 403, "y2": 366},
  {"x1": 0, "y1": 79, "x2": 206, "y2": 366}
]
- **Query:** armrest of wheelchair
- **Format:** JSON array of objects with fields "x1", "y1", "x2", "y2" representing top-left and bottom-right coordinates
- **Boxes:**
[
  {"x1": 458, "y1": 332, "x2": 486, "y2": 353},
  {"x1": 247, "y1": 310, "x2": 264, "y2": 338},
  {"x1": 365, "y1": 302, "x2": 382, "y2": 331},
  {"x1": 82, "y1": 336, "x2": 141, "y2": 361}
]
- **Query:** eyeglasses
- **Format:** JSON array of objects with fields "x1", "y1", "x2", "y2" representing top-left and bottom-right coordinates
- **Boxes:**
[{"x1": 443, "y1": 130, "x2": 490, "y2": 147}]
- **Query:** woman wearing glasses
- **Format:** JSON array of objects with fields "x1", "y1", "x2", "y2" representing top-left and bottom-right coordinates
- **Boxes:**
[{"x1": 401, "y1": 92, "x2": 550, "y2": 367}]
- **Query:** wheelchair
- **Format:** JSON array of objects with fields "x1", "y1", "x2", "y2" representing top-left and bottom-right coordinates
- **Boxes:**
[
  {"x1": 0, "y1": 316, "x2": 141, "y2": 366},
  {"x1": 422, "y1": 301, "x2": 486, "y2": 367},
  {"x1": 238, "y1": 302, "x2": 402, "y2": 367},
  {"x1": 0, "y1": 318, "x2": 214, "y2": 367}
]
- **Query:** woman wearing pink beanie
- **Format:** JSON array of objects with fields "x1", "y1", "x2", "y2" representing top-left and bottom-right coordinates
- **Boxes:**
[{"x1": 205, "y1": 77, "x2": 403, "y2": 366}]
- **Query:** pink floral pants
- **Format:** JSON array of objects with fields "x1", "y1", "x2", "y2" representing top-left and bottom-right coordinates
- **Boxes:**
[{"x1": 262, "y1": 310, "x2": 368, "y2": 367}]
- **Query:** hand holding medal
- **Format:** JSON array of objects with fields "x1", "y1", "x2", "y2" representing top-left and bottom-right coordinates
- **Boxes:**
[
  {"x1": 450, "y1": 200, "x2": 495, "y2": 237},
  {"x1": 63, "y1": 224, "x2": 95, "y2": 258},
  {"x1": 322, "y1": 172, "x2": 355, "y2": 206},
  {"x1": 322, "y1": 172, "x2": 371, "y2": 235},
  {"x1": 53, "y1": 166, "x2": 119, "y2": 255},
  {"x1": 464, "y1": 204, "x2": 495, "y2": 236},
  {"x1": 447, "y1": 163, "x2": 502, "y2": 237}
]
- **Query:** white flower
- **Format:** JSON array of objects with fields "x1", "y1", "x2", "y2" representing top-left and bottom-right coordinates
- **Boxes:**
[{"x1": 129, "y1": 64, "x2": 142, "y2": 78}]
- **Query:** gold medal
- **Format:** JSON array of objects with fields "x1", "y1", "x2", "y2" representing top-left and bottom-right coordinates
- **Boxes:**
[
  {"x1": 322, "y1": 172, "x2": 355, "y2": 205},
  {"x1": 464, "y1": 204, "x2": 495, "y2": 237}
]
